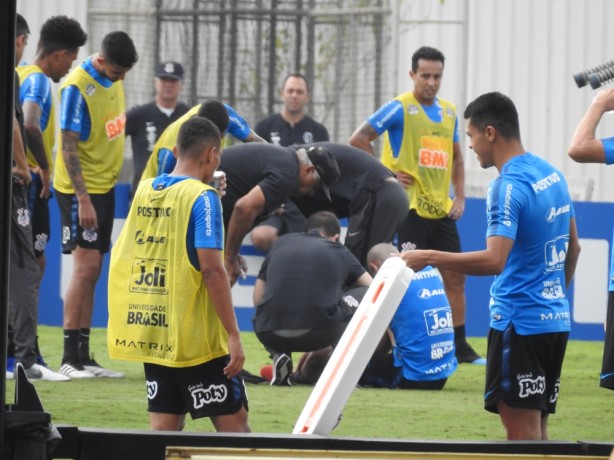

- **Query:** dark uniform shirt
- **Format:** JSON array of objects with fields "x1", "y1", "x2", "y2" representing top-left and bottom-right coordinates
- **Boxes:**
[
  {"x1": 255, "y1": 113, "x2": 329, "y2": 146},
  {"x1": 254, "y1": 231, "x2": 366, "y2": 331},
  {"x1": 219, "y1": 143, "x2": 301, "y2": 228}
]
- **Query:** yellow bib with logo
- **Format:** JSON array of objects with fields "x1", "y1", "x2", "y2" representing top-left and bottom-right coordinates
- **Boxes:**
[
  {"x1": 108, "y1": 177, "x2": 228, "y2": 367},
  {"x1": 16, "y1": 64, "x2": 56, "y2": 172},
  {"x1": 54, "y1": 63, "x2": 125, "y2": 194},
  {"x1": 381, "y1": 92, "x2": 456, "y2": 219}
]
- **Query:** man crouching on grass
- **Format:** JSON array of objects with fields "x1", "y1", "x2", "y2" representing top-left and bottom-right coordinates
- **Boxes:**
[
  {"x1": 399, "y1": 92, "x2": 580, "y2": 440},
  {"x1": 107, "y1": 116, "x2": 249, "y2": 432}
]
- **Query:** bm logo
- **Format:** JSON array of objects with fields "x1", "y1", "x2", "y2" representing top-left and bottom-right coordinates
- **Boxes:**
[{"x1": 130, "y1": 259, "x2": 168, "y2": 295}]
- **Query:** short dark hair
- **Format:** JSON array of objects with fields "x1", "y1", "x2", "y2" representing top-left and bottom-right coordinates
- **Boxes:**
[
  {"x1": 282, "y1": 72, "x2": 310, "y2": 92},
  {"x1": 197, "y1": 100, "x2": 230, "y2": 135},
  {"x1": 39, "y1": 16, "x2": 87, "y2": 57},
  {"x1": 16, "y1": 13, "x2": 29, "y2": 38},
  {"x1": 464, "y1": 91, "x2": 521, "y2": 140},
  {"x1": 101, "y1": 31, "x2": 138, "y2": 69},
  {"x1": 411, "y1": 46, "x2": 445, "y2": 72},
  {"x1": 177, "y1": 116, "x2": 221, "y2": 159},
  {"x1": 304, "y1": 211, "x2": 340, "y2": 237}
]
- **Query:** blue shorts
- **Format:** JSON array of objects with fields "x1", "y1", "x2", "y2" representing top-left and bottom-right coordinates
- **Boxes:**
[{"x1": 144, "y1": 356, "x2": 249, "y2": 419}]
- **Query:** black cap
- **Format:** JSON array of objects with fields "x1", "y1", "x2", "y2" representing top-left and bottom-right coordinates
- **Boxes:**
[
  {"x1": 305, "y1": 145, "x2": 340, "y2": 200},
  {"x1": 155, "y1": 61, "x2": 184, "y2": 80}
]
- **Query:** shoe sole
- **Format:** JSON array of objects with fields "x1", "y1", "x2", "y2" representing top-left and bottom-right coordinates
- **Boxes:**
[
  {"x1": 83, "y1": 366, "x2": 124, "y2": 378},
  {"x1": 271, "y1": 355, "x2": 292, "y2": 386},
  {"x1": 59, "y1": 364, "x2": 96, "y2": 379}
]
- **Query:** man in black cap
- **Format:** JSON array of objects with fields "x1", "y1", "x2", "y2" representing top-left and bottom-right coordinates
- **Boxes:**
[
  {"x1": 251, "y1": 142, "x2": 409, "y2": 267},
  {"x1": 219, "y1": 143, "x2": 340, "y2": 285},
  {"x1": 125, "y1": 60, "x2": 190, "y2": 197}
]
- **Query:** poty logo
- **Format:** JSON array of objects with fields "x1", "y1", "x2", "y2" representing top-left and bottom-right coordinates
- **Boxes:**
[
  {"x1": 191, "y1": 384, "x2": 227, "y2": 409},
  {"x1": 518, "y1": 375, "x2": 546, "y2": 398},
  {"x1": 546, "y1": 204, "x2": 570, "y2": 223}
]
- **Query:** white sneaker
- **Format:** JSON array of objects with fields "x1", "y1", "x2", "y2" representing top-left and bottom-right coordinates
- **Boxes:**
[
  {"x1": 6, "y1": 371, "x2": 14, "y2": 380},
  {"x1": 59, "y1": 362, "x2": 96, "y2": 379},
  {"x1": 25, "y1": 363, "x2": 71, "y2": 382},
  {"x1": 82, "y1": 354, "x2": 124, "y2": 378},
  {"x1": 83, "y1": 363, "x2": 124, "y2": 378}
]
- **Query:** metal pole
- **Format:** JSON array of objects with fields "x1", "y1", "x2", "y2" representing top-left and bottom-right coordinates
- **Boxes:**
[
  {"x1": 217, "y1": 0, "x2": 227, "y2": 100},
  {"x1": 228, "y1": 0, "x2": 238, "y2": 107},
  {"x1": 0, "y1": 0, "x2": 17, "y2": 456},
  {"x1": 267, "y1": 0, "x2": 278, "y2": 114}
]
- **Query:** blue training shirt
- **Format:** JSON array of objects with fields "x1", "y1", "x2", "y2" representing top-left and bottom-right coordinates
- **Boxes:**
[
  {"x1": 367, "y1": 97, "x2": 460, "y2": 158},
  {"x1": 391, "y1": 266, "x2": 458, "y2": 381},
  {"x1": 486, "y1": 153, "x2": 574, "y2": 335},
  {"x1": 150, "y1": 175, "x2": 224, "y2": 268},
  {"x1": 60, "y1": 58, "x2": 113, "y2": 141},
  {"x1": 19, "y1": 70, "x2": 52, "y2": 132}
]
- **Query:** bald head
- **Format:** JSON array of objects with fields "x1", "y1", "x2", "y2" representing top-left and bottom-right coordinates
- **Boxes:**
[{"x1": 367, "y1": 243, "x2": 399, "y2": 275}]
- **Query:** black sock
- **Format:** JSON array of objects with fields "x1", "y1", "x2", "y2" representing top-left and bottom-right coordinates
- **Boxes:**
[
  {"x1": 454, "y1": 325, "x2": 467, "y2": 347},
  {"x1": 62, "y1": 329, "x2": 80, "y2": 364},
  {"x1": 78, "y1": 328, "x2": 91, "y2": 362}
]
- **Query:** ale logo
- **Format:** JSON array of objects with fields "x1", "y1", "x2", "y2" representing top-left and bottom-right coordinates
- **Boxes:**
[{"x1": 130, "y1": 258, "x2": 168, "y2": 295}]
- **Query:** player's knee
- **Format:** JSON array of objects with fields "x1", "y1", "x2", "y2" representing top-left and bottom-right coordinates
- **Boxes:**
[{"x1": 250, "y1": 226, "x2": 278, "y2": 252}]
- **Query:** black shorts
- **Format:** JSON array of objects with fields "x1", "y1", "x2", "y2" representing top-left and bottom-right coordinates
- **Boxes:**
[
  {"x1": 144, "y1": 356, "x2": 249, "y2": 419},
  {"x1": 484, "y1": 324, "x2": 568, "y2": 415},
  {"x1": 360, "y1": 353, "x2": 447, "y2": 390},
  {"x1": 56, "y1": 189, "x2": 115, "y2": 254},
  {"x1": 600, "y1": 292, "x2": 614, "y2": 390},
  {"x1": 256, "y1": 201, "x2": 307, "y2": 234},
  {"x1": 398, "y1": 209, "x2": 461, "y2": 253},
  {"x1": 27, "y1": 175, "x2": 51, "y2": 257}
]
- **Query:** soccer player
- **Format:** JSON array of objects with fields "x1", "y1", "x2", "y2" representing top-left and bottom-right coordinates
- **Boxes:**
[
  {"x1": 54, "y1": 31, "x2": 138, "y2": 379},
  {"x1": 568, "y1": 87, "x2": 614, "y2": 391},
  {"x1": 108, "y1": 116, "x2": 249, "y2": 432},
  {"x1": 400, "y1": 91, "x2": 580, "y2": 440},
  {"x1": 349, "y1": 46, "x2": 482, "y2": 365}
]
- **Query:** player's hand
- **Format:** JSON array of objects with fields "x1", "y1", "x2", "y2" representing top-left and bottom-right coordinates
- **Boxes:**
[
  {"x1": 395, "y1": 170, "x2": 414, "y2": 188},
  {"x1": 397, "y1": 249, "x2": 429, "y2": 272},
  {"x1": 32, "y1": 166, "x2": 51, "y2": 199},
  {"x1": 592, "y1": 88, "x2": 614, "y2": 112},
  {"x1": 225, "y1": 255, "x2": 247, "y2": 286},
  {"x1": 77, "y1": 196, "x2": 98, "y2": 231},
  {"x1": 448, "y1": 196, "x2": 465, "y2": 220},
  {"x1": 12, "y1": 165, "x2": 31, "y2": 185},
  {"x1": 223, "y1": 333, "x2": 245, "y2": 378}
]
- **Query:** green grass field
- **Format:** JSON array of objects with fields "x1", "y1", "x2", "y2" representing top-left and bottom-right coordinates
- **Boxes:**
[{"x1": 5, "y1": 326, "x2": 614, "y2": 441}]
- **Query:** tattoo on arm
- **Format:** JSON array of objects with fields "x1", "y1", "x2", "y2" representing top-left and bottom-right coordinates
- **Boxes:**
[
  {"x1": 62, "y1": 131, "x2": 88, "y2": 197},
  {"x1": 23, "y1": 102, "x2": 49, "y2": 169}
]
